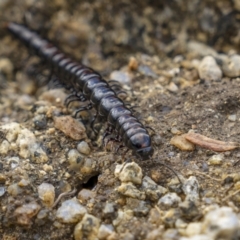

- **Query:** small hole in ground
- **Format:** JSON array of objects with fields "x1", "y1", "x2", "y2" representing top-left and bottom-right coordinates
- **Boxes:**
[{"x1": 82, "y1": 174, "x2": 99, "y2": 190}]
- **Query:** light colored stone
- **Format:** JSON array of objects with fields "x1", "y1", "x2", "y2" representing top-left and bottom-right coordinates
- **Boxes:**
[
  {"x1": 182, "y1": 176, "x2": 199, "y2": 201},
  {"x1": 110, "y1": 70, "x2": 132, "y2": 84},
  {"x1": 158, "y1": 193, "x2": 181, "y2": 210},
  {"x1": 14, "y1": 128, "x2": 48, "y2": 163},
  {"x1": 74, "y1": 214, "x2": 100, "y2": 240},
  {"x1": 167, "y1": 82, "x2": 179, "y2": 93},
  {"x1": 228, "y1": 114, "x2": 237, "y2": 122},
  {"x1": 98, "y1": 224, "x2": 114, "y2": 239},
  {"x1": 187, "y1": 41, "x2": 218, "y2": 57},
  {"x1": 56, "y1": 197, "x2": 87, "y2": 224},
  {"x1": 68, "y1": 149, "x2": 84, "y2": 171},
  {"x1": 208, "y1": 154, "x2": 224, "y2": 165},
  {"x1": 201, "y1": 207, "x2": 239, "y2": 239},
  {"x1": 77, "y1": 141, "x2": 91, "y2": 155},
  {"x1": 39, "y1": 88, "x2": 67, "y2": 106},
  {"x1": 142, "y1": 176, "x2": 167, "y2": 201},
  {"x1": 0, "y1": 58, "x2": 13, "y2": 79},
  {"x1": 198, "y1": 56, "x2": 222, "y2": 81},
  {"x1": 0, "y1": 140, "x2": 10, "y2": 154},
  {"x1": 1, "y1": 122, "x2": 21, "y2": 142},
  {"x1": 221, "y1": 55, "x2": 240, "y2": 77},
  {"x1": 115, "y1": 162, "x2": 143, "y2": 185},
  {"x1": 185, "y1": 222, "x2": 202, "y2": 236},
  {"x1": 14, "y1": 201, "x2": 41, "y2": 226},
  {"x1": 116, "y1": 182, "x2": 146, "y2": 200},
  {"x1": 77, "y1": 189, "x2": 96, "y2": 204},
  {"x1": 113, "y1": 210, "x2": 133, "y2": 227},
  {"x1": 38, "y1": 183, "x2": 55, "y2": 207},
  {"x1": 180, "y1": 235, "x2": 212, "y2": 240},
  {"x1": 0, "y1": 186, "x2": 5, "y2": 197},
  {"x1": 7, "y1": 183, "x2": 23, "y2": 196}
]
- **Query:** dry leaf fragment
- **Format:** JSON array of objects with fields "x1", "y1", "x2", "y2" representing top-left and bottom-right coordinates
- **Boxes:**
[{"x1": 184, "y1": 132, "x2": 240, "y2": 152}]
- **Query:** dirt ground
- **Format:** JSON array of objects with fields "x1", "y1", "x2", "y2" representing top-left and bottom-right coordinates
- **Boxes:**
[{"x1": 1, "y1": 1, "x2": 240, "y2": 240}]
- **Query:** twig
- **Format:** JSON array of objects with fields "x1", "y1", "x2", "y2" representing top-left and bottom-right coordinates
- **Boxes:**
[
  {"x1": 194, "y1": 171, "x2": 222, "y2": 182},
  {"x1": 52, "y1": 188, "x2": 77, "y2": 208},
  {"x1": 222, "y1": 189, "x2": 240, "y2": 202}
]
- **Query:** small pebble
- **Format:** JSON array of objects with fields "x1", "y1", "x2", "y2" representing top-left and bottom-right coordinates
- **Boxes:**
[
  {"x1": 109, "y1": 70, "x2": 132, "y2": 85},
  {"x1": 158, "y1": 193, "x2": 181, "y2": 210},
  {"x1": 138, "y1": 65, "x2": 157, "y2": 78},
  {"x1": 77, "y1": 189, "x2": 96, "y2": 204},
  {"x1": 68, "y1": 149, "x2": 84, "y2": 171},
  {"x1": 39, "y1": 89, "x2": 67, "y2": 106},
  {"x1": 148, "y1": 208, "x2": 162, "y2": 225},
  {"x1": 221, "y1": 54, "x2": 240, "y2": 77},
  {"x1": 103, "y1": 202, "x2": 116, "y2": 218},
  {"x1": 128, "y1": 56, "x2": 138, "y2": 71},
  {"x1": 170, "y1": 134, "x2": 195, "y2": 151},
  {"x1": 0, "y1": 140, "x2": 10, "y2": 155},
  {"x1": 37, "y1": 209, "x2": 49, "y2": 221},
  {"x1": 42, "y1": 164, "x2": 53, "y2": 172},
  {"x1": 74, "y1": 214, "x2": 100, "y2": 240},
  {"x1": 0, "y1": 186, "x2": 6, "y2": 197},
  {"x1": 208, "y1": 153, "x2": 224, "y2": 165},
  {"x1": 152, "y1": 134, "x2": 163, "y2": 146},
  {"x1": 56, "y1": 197, "x2": 87, "y2": 223},
  {"x1": 180, "y1": 235, "x2": 211, "y2": 240},
  {"x1": 198, "y1": 56, "x2": 222, "y2": 81},
  {"x1": 126, "y1": 198, "x2": 151, "y2": 216},
  {"x1": 77, "y1": 141, "x2": 91, "y2": 155},
  {"x1": 185, "y1": 222, "x2": 202, "y2": 236},
  {"x1": 179, "y1": 199, "x2": 200, "y2": 220},
  {"x1": 1, "y1": 122, "x2": 21, "y2": 142},
  {"x1": 116, "y1": 182, "x2": 146, "y2": 200},
  {"x1": 18, "y1": 179, "x2": 30, "y2": 187},
  {"x1": 146, "y1": 228, "x2": 164, "y2": 240},
  {"x1": 187, "y1": 41, "x2": 218, "y2": 57},
  {"x1": 228, "y1": 114, "x2": 237, "y2": 122},
  {"x1": 8, "y1": 156, "x2": 19, "y2": 169},
  {"x1": 113, "y1": 209, "x2": 133, "y2": 227},
  {"x1": 201, "y1": 207, "x2": 239, "y2": 239},
  {"x1": 33, "y1": 115, "x2": 47, "y2": 130},
  {"x1": 0, "y1": 173, "x2": 6, "y2": 183},
  {"x1": 16, "y1": 128, "x2": 48, "y2": 163},
  {"x1": 98, "y1": 224, "x2": 114, "y2": 239},
  {"x1": 80, "y1": 158, "x2": 96, "y2": 175},
  {"x1": 38, "y1": 183, "x2": 55, "y2": 207},
  {"x1": 162, "y1": 209, "x2": 181, "y2": 228},
  {"x1": 142, "y1": 176, "x2": 167, "y2": 201},
  {"x1": 54, "y1": 116, "x2": 86, "y2": 140},
  {"x1": 175, "y1": 218, "x2": 188, "y2": 229},
  {"x1": 115, "y1": 162, "x2": 143, "y2": 185},
  {"x1": 7, "y1": 183, "x2": 23, "y2": 196},
  {"x1": 14, "y1": 201, "x2": 41, "y2": 226},
  {"x1": 0, "y1": 58, "x2": 13, "y2": 79},
  {"x1": 171, "y1": 127, "x2": 182, "y2": 135},
  {"x1": 167, "y1": 82, "x2": 179, "y2": 93},
  {"x1": 182, "y1": 176, "x2": 200, "y2": 201}
]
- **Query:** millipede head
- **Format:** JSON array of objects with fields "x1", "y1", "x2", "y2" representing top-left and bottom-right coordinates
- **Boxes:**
[
  {"x1": 135, "y1": 146, "x2": 154, "y2": 161},
  {"x1": 129, "y1": 133, "x2": 154, "y2": 160}
]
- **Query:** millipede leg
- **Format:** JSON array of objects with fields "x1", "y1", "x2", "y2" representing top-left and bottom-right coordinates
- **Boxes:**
[
  {"x1": 90, "y1": 114, "x2": 99, "y2": 135},
  {"x1": 74, "y1": 103, "x2": 92, "y2": 117}
]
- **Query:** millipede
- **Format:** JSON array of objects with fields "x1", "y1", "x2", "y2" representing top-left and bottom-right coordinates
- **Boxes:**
[{"x1": 4, "y1": 22, "x2": 154, "y2": 160}]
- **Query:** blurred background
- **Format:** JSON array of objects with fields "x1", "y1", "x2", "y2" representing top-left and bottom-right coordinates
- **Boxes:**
[{"x1": 1, "y1": 0, "x2": 240, "y2": 72}]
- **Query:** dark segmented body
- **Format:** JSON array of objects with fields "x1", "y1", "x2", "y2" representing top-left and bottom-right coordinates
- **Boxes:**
[{"x1": 6, "y1": 22, "x2": 154, "y2": 160}]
